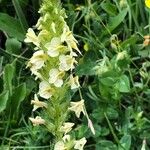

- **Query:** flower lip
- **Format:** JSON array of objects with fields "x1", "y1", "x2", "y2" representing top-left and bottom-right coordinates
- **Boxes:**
[
  {"x1": 59, "y1": 54, "x2": 77, "y2": 71},
  {"x1": 60, "y1": 122, "x2": 74, "y2": 134},
  {"x1": 49, "y1": 68, "x2": 64, "y2": 87},
  {"x1": 31, "y1": 94, "x2": 47, "y2": 111},
  {"x1": 24, "y1": 28, "x2": 39, "y2": 47},
  {"x1": 45, "y1": 37, "x2": 65, "y2": 57},
  {"x1": 39, "y1": 81, "x2": 54, "y2": 99},
  {"x1": 69, "y1": 75, "x2": 80, "y2": 89},
  {"x1": 29, "y1": 116, "x2": 45, "y2": 126},
  {"x1": 68, "y1": 99, "x2": 85, "y2": 118},
  {"x1": 74, "y1": 137, "x2": 87, "y2": 150},
  {"x1": 27, "y1": 50, "x2": 47, "y2": 72}
]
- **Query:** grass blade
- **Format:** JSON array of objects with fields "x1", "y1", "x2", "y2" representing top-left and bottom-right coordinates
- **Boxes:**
[{"x1": 12, "y1": 0, "x2": 28, "y2": 33}]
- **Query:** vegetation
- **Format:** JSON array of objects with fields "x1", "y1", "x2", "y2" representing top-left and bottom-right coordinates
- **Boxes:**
[{"x1": 0, "y1": 0, "x2": 149, "y2": 149}]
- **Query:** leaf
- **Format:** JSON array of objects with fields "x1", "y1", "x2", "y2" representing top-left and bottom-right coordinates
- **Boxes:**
[
  {"x1": 3, "y1": 63, "x2": 15, "y2": 95},
  {"x1": 11, "y1": 83, "x2": 26, "y2": 115},
  {"x1": 120, "y1": 35, "x2": 138, "y2": 48},
  {"x1": 138, "y1": 49, "x2": 150, "y2": 58},
  {"x1": 0, "y1": 91, "x2": 9, "y2": 113},
  {"x1": 119, "y1": 135, "x2": 131, "y2": 150},
  {"x1": 116, "y1": 75, "x2": 130, "y2": 93},
  {"x1": 96, "y1": 140, "x2": 117, "y2": 150},
  {"x1": 101, "y1": 2, "x2": 117, "y2": 16},
  {"x1": 75, "y1": 51, "x2": 97, "y2": 76},
  {"x1": 26, "y1": 78, "x2": 37, "y2": 96},
  {"x1": 5, "y1": 38, "x2": 21, "y2": 54},
  {"x1": 100, "y1": 77, "x2": 116, "y2": 86},
  {"x1": 0, "y1": 13, "x2": 25, "y2": 41},
  {"x1": 106, "y1": 107, "x2": 119, "y2": 119},
  {"x1": 104, "y1": 8, "x2": 128, "y2": 35}
]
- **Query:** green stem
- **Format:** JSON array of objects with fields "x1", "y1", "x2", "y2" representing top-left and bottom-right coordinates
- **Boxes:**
[
  {"x1": 104, "y1": 113, "x2": 126, "y2": 150},
  {"x1": 128, "y1": 68, "x2": 141, "y2": 109}
]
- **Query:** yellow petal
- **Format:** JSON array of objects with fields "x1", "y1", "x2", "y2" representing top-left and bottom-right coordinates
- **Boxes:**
[{"x1": 145, "y1": 0, "x2": 150, "y2": 8}]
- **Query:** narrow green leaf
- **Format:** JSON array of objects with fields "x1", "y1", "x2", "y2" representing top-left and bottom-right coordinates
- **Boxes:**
[
  {"x1": 120, "y1": 35, "x2": 138, "y2": 48},
  {"x1": 0, "y1": 91, "x2": 9, "y2": 113},
  {"x1": 11, "y1": 83, "x2": 26, "y2": 115},
  {"x1": 12, "y1": 0, "x2": 28, "y2": 32},
  {"x1": 3, "y1": 63, "x2": 15, "y2": 95},
  {"x1": 104, "y1": 8, "x2": 128, "y2": 35},
  {"x1": 0, "y1": 13, "x2": 25, "y2": 41},
  {"x1": 101, "y1": 2, "x2": 117, "y2": 16}
]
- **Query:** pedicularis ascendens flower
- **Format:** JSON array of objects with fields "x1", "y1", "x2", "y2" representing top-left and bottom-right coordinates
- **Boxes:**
[{"x1": 25, "y1": 0, "x2": 94, "y2": 149}]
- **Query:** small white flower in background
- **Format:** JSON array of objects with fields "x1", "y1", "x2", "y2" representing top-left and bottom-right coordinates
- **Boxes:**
[
  {"x1": 59, "y1": 55, "x2": 77, "y2": 71},
  {"x1": 60, "y1": 122, "x2": 74, "y2": 134},
  {"x1": 68, "y1": 99, "x2": 85, "y2": 118},
  {"x1": 31, "y1": 94, "x2": 48, "y2": 111},
  {"x1": 27, "y1": 50, "x2": 47, "y2": 71},
  {"x1": 29, "y1": 116, "x2": 45, "y2": 126},
  {"x1": 69, "y1": 75, "x2": 80, "y2": 89},
  {"x1": 24, "y1": 28, "x2": 39, "y2": 47},
  {"x1": 54, "y1": 141, "x2": 65, "y2": 150},
  {"x1": 45, "y1": 37, "x2": 64, "y2": 57},
  {"x1": 74, "y1": 137, "x2": 87, "y2": 150},
  {"x1": 61, "y1": 25, "x2": 80, "y2": 54},
  {"x1": 87, "y1": 118, "x2": 95, "y2": 135},
  {"x1": 39, "y1": 81, "x2": 54, "y2": 99},
  {"x1": 49, "y1": 68, "x2": 64, "y2": 87}
]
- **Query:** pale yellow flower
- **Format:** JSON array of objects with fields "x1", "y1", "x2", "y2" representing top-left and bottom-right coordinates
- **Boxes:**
[
  {"x1": 74, "y1": 137, "x2": 87, "y2": 150},
  {"x1": 60, "y1": 122, "x2": 74, "y2": 134},
  {"x1": 39, "y1": 81, "x2": 54, "y2": 99},
  {"x1": 69, "y1": 75, "x2": 80, "y2": 89},
  {"x1": 31, "y1": 94, "x2": 47, "y2": 111},
  {"x1": 27, "y1": 50, "x2": 47, "y2": 72},
  {"x1": 59, "y1": 55, "x2": 77, "y2": 71},
  {"x1": 61, "y1": 25, "x2": 80, "y2": 54},
  {"x1": 54, "y1": 141, "x2": 65, "y2": 150},
  {"x1": 24, "y1": 28, "x2": 39, "y2": 47},
  {"x1": 68, "y1": 99, "x2": 85, "y2": 118},
  {"x1": 45, "y1": 37, "x2": 64, "y2": 57},
  {"x1": 29, "y1": 116, "x2": 45, "y2": 126},
  {"x1": 49, "y1": 68, "x2": 64, "y2": 87}
]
